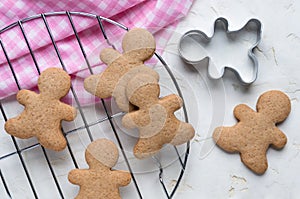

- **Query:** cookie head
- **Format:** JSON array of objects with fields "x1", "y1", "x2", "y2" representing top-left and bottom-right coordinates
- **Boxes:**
[
  {"x1": 122, "y1": 28, "x2": 156, "y2": 61},
  {"x1": 38, "y1": 68, "x2": 71, "y2": 99},
  {"x1": 126, "y1": 74, "x2": 159, "y2": 107},
  {"x1": 256, "y1": 90, "x2": 291, "y2": 123},
  {"x1": 85, "y1": 138, "x2": 119, "y2": 168}
]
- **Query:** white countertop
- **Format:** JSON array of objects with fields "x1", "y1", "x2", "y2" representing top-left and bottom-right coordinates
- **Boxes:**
[{"x1": 164, "y1": 0, "x2": 300, "y2": 198}]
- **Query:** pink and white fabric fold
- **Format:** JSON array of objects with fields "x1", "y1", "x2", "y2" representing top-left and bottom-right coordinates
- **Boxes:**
[{"x1": 0, "y1": 0, "x2": 193, "y2": 105}]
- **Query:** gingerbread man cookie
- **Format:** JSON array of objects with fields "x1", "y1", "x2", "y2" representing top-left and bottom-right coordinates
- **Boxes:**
[
  {"x1": 84, "y1": 28, "x2": 159, "y2": 112},
  {"x1": 213, "y1": 90, "x2": 291, "y2": 174},
  {"x1": 122, "y1": 74, "x2": 195, "y2": 159},
  {"x1": 5, "y1": 67, "x2": 77, "y2": 151},
  {"x1": 68, "y1": 138, "x2": 131, "y2": 199}
]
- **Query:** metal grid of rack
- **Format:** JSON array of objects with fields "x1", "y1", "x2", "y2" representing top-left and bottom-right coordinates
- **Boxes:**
[{"x1": 0, "y1": 11, "x2": 190, "y2": 199}]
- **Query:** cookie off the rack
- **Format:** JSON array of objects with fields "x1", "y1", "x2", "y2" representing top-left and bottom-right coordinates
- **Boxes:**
[
  {"x1": 213, "y1": 90, "x2": 291, "y2": 174},
  {"x1": 4, "y1": 67, "x2": 77, "y2": 151}
]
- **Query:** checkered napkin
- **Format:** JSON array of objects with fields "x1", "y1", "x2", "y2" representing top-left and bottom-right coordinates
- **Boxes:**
[{"x1": 0, "y1": 0, "x2": 193, "y2": 105}]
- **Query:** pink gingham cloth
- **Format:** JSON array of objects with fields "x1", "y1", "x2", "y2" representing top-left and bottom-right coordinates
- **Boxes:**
[{"x1": 0, "y1": 0, "x2": 193, "y2": 105}]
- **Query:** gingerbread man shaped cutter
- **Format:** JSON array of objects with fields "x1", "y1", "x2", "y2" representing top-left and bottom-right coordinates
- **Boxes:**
[{"x1": 178, "y1": 17, "x2": 262, "y2": 86}]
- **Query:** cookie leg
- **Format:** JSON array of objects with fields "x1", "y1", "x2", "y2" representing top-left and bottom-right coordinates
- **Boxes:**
[
  {"x1": 38, "y1": 129, "x2": 67, "y2": 151},
  {"x1": 134, "y1": 138, "x2": 162, "y2": 159},
  {"x1": 170, "y1": 122, "x2": 195, "y2": 146},
  {"x1": 4, "y1": 118, "x2": 33, "y2": 139},
  {"x1": 240, "y1": 149, "x2": 268, "y2": 175}
]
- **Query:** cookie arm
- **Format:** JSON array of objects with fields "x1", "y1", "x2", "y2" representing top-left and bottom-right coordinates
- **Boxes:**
[
  {"x1": 100, "y1": 48, "x2": 121, "y2": 65},
  {"x1": 17, "y1": 90, "x2": 37, "y2": 105},
  {"x1": 60, "y1": 103, "x2": 77, "y2": 121},
  {"x1": 114, "y1": 171, "x2": 131, "y2": 186},
  {"x1": 213, "y1": 126, "x2": 240, "y2": 152},
  {"x1": 271, "y1": 127, "x2": 287, "y2": 149},
  {"x1": 160, "y1": 94, "x2": 182, "y2": 112},
  {"x1": 234, "y1": 104, "x2": 255, "y2": 121},
  {"x1": 68, "y1": 169, "x2": 88, "y2": 185}
]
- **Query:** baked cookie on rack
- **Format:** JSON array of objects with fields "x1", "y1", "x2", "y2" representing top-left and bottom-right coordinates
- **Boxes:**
[
  {"x1": 4, "y1": 67, "x2": 77, "y2": 151},
  {"x1": 213, "y1": 90, "x2": 291, "y2": 174},
  {"x1": 68, "y1": 138, "x2": 131, "y2": 199},
  {"x1": 122, "y1": 74, "x2": 195, "y2": 159},
  {"x1": 84, "y1": 28, "x2": 159, "y2": 112}
]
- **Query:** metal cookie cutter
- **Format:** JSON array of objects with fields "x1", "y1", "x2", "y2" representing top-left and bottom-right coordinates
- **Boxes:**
[{"x1": 178, "y1": 17, "x2": 262, "y2": 85}]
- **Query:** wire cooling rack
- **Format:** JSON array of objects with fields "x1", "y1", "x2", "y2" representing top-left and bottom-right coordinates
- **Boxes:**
[{"x1": 0, "y1": 11, "x2": 190, "y2": 199}]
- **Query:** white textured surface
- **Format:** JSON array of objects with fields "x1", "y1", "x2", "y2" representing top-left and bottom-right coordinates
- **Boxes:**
[{"x1": 163, "y1": 0, "x2": 300, "y2": 198}]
